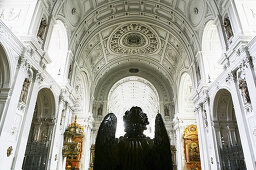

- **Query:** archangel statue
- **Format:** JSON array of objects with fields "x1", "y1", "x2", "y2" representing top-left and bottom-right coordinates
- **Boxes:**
[{"x1": 94, "y1": 106, "x2": 173, "y2": 170}]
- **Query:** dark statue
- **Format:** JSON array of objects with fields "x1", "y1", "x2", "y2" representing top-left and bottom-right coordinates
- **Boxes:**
[
  {"x1": 223, "y1": 17, "x2": 233, "y2": 40},
  {"x1": 94, "y1": 107, "x2": 173, "y2": 170}
]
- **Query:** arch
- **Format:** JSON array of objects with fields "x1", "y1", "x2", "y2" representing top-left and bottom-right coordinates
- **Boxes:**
[
  {"x1": 47, "y1": 20, "x2": 69, "y2": 83},
  {"x1": 178, "y1": 72, "x2": 194, "y2": 117},
  {"x1": 0, "y1": 44, "x2": 11, "y2": 88},
  {"x1": 202, "y1": 20, "x2": 223, "y2": 82},
  {"x1": 107, "y1": 76, "x2": 160, "y2": 138},
  {"x1": 212, "y1": 89, "x2": 234, "y2": 121},
  {"x1": 23, "y1": 88, "x2": 56, "y2": 169},
  {"x1": 212, "y1": 89, "x2": 246, "y2": 169},
  {"x1": 93, "y1": 61, "x2": 173, "y2": 104}
]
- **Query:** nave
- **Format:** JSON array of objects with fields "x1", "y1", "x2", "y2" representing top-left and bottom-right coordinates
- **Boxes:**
[{"x1": 0, "y1": 0, "x2": 256, "y2": 169}]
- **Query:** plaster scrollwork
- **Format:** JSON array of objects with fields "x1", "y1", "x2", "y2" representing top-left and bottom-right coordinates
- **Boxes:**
[
  {"x1": 34, "y1": 71, "x2": 44, "y2": 84},
  {"x1": 225, "y1": 72, "x2": 236, "y2": 84},
  {"x1": 0, "y1": 8, "x2": 21, "y2": 22},
  {"x1": 240, "y1": 56, "x2": 253, "y2": 71},
  {"x1": 253, "y1": 129, "x2": 256, "y2": 136}
]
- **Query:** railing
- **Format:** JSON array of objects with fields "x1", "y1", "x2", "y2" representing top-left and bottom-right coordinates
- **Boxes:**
[{"x1": 220, "y1": 145, "x2": 246, "y2": 170}]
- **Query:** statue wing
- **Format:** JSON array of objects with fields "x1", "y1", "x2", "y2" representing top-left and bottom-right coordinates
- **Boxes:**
[
  {"x1": 153, "y1": 113, "x2": 173, "y2": 170},
  {"x1": 94, "y1": 113, "x2": 118, "y2": 170}
]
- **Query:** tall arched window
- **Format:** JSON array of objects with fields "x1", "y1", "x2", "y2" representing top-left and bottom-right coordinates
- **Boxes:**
[
  {"x1": 178, "y1": 73, "x2": 194, "y2": 118},
  {"x1": 47, "y1": 20, "x2": 68, "y2": 84},
  {"x1": 107, "y1": 76, "x2": 160, "y2": 138},
  {"x1": 202, "y1": 20, "x2": 223, "y2": 82}
]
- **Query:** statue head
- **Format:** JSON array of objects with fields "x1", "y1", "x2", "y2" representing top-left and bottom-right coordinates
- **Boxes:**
[{"x1": 123, "y1": 107, "x2": 149, "y2": 138}]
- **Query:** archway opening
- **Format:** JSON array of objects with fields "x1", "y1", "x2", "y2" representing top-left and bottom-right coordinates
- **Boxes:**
[
  {"x1": 47, "y1": 20, "x2": 68, "y2": 84},
  {"x1": 107, "y1": 76, "x2": 160, "y2": 138},
  {"x1": 22, "y1": 88, "x2": 56, "y2": 169},
  {"x1": 202, "y1": 20, "x2": 223, "y2": 82},
  {"x1": 213, "y1": 89, "x2": 246, "y2": 169},
  {"x1": 177, "y1": 72, "x2": 197, "y2": 170}
]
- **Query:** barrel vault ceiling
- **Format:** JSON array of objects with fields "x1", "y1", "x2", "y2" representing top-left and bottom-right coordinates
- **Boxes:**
[{"x1": 51, "y1": 0, "x2": 216, "y2": 96}]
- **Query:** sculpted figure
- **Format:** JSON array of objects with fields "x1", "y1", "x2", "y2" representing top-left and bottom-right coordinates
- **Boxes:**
[
  {"x1": 94, "y1": 107, "x2": 173, "y2": 170},
  {"x1": 97, "y1": 104, "x2": 103, "y2": 116},
  {"x1": 239, "y1": 79, "x2": 251, "y2": 104},
  {"x1": 223, "y1": 17, "x2": 233, "y2": 40},
  {"x1": 19, "y1": 79, "x2": 30, "y2": 103},
  {"x1": 164, "y1": 105, "x2": 169, "y2": 116},
  {"x1": 37, "y1": 18, "x2": 48, "y2": 40}
]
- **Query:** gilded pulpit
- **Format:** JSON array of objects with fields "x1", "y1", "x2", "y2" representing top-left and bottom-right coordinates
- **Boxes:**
[{"x1": 63, "y1": 116, "x2": 84, "y2": 170}]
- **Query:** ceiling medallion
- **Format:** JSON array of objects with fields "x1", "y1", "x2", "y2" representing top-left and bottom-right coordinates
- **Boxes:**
[{"x1": 109, "y1": 23, "x2": 160, "y2": 55}]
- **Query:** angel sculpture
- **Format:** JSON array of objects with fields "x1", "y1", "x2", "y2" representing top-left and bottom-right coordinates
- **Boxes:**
[{"x1": 94, "y1": 106, "x2": 173, "y2": 170}]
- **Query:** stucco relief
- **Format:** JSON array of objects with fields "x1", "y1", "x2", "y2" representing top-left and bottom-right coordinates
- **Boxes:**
[
  {"x1": 243, "y1": 3, "x2": 256, "y2": 27},
  {"x1": 0, "y1": 8, "x2": 21, "y2": 22},
  {"x1": 187, "y1": 0, "x2": 205, "y2": 27},
  {"x1": 109, "y1": 23, "x2": 160, "y2": 55},
  {"x1": 64, "y1": 0, "x2": 83, "y2": 27}
]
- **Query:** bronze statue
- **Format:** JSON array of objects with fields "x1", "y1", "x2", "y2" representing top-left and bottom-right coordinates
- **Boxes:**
[{"x1": 94, "y1": 107, "x2": 173, "y2": 170}]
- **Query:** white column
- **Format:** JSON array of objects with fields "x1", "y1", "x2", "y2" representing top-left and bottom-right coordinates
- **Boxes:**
[
  {"x1": 212, "y1": 125, "x2": 222, "y2": 169},
  {"x1": 196, "y1": 106, "x2": 210, "y2": 170},
  {"x1": 0, "y1": 59, "x2": 33, "y2": 170},
  {"x1": 48, "y1": 96, "x2": 65, "y2": 170},
  {"x1": 195, "y1": 108, "x2": 206, "y2": 170},
  {"x1": 174, "y1": 117, "x2": 185, "y2": 170}
]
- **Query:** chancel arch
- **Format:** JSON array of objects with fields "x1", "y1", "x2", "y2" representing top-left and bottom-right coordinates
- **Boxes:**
[
  {"x1": 93, "y1": 61, "x2": 174, "y2": 116},
  {"x1": 212, "y1": 89, "x2": 246, "y2": 169},
  {"x1": 91, "y1": 60, "x2": 175, "y2": 142},
  {"x1": 22, "y1": 88, "x2": 56, "y2": 170},
  {"x1": 107, "y1": 76, "x2": 160, "y2": 138}
]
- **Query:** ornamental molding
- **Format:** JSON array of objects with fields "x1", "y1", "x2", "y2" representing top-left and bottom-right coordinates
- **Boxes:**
[
  {"x1": 108, "y1": 23, "x2": 160, "y2": 55},
  {"x1": 225, "y1": 72, "x2": 236, "y2": 84}
]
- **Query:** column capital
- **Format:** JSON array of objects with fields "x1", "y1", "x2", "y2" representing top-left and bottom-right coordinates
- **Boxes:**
[{"x1": 239, "y1": 56, "x2": 252, "y2": 71}]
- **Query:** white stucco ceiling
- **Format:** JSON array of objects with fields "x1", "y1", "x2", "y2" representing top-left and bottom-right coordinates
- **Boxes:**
[{"x1": 52, "y1": 0, "x2": 212, "y2": 89}]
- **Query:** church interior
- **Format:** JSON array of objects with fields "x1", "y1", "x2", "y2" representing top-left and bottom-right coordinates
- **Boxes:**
[{"x1": 0, "y1": 0, "x2": 256, "y2": 169}]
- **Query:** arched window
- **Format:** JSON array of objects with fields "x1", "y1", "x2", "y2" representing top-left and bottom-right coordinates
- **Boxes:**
[
  {"x1": 47, "y1": 20, "x2": 68, "y2": 83},
  {"x1": 107, "y1": 76, "x2": 160, "y2": 138},
  {"x1": 178, "y1": 73, "x2": 194, "y2": 117},
  {"x1": 202, "y1": 20, "x2": 223, "y2": 82}
]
